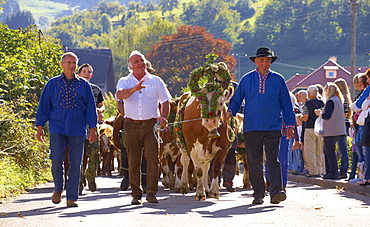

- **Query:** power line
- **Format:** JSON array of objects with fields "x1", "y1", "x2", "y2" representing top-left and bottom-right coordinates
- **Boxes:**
[{"x1": 274, "y1": 62, "x2": 315, "y2": 71}]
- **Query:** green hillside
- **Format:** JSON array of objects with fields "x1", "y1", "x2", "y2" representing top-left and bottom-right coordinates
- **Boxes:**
[
  {"x1": 16, "y1": 0, "x2": 159, "y2": 24},
  {"x1": 12, "y1": 0, "x2": 370, "y2": 84},
  {"x1": 17, "y1": 0, "x2": 98, "y2": 23}
]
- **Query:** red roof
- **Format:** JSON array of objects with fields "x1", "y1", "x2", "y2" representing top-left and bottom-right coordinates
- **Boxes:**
[{"x1": 286, "y1": 58, "x2": 369, "y2": 92}]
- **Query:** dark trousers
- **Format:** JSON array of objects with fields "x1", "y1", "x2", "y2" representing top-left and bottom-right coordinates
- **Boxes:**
[
  {"x1": 222, "y1": 147, "x2": 237, "y2": 182},
  {"x1": 349, "y1": 149, "x2": 358, "y2": 179},
  {"x1": 121, "y1": 144, "x2": 147, "y2": 176},
  {"x1": 244, "y1": 130, "x2": 283, "y2": 199},
  {"x1": 124, "y1": 120, "x2": 158, "y2": 198},
  {"x1": 323, "y1": 136, "x2": 340, "y2": 178}
]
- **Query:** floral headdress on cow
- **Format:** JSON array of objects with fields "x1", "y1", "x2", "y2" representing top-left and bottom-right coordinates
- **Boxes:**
[{"x1": 187, "y1": 53, "x2": 231, "y2": 118}]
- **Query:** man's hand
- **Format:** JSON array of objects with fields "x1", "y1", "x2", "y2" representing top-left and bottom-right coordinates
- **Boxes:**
[
  {"x1": 116, "y1": 79, "x2": 147, "y2": 100},
  {"x1": 157, "y1": 117, "x2": 168, "y2": 131},
  {"x1": 291, "y1": 141, "x2": 300, "y2": 150},
  {"x1": 36, "y1": 126, "x2": 45, "y2": 142},
  {"x1": 225, "y1": 110, "x2": 232, "y2": 119},
  {"x1": 134, "y1": 79, "x2": 146, "y2": 92},
  {"x1": 287, "y1": 127, "x2": 294, "y2": 140},
  {"x1": 88, "y1": 128, "x2": 97, "y2": 143}
]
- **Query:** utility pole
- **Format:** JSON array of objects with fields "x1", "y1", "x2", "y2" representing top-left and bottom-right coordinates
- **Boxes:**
[
  {"x1": 231, "y1": 53, "x2": 247, "y2": 81},
  {"x1": 349, "y1": 0, "x2": 359, "y2": 99}
]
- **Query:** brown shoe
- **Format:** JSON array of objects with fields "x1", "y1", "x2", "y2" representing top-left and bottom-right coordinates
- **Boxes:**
[
  {"x1": 146, "y1": 193, "x2": 158, "y2": 203},
  {"x1": 66, "y1": 200, "x2": 78, "y2": 207},
  {"x1": 131, "y1": 196, "x2": 142, "y2": 205},
  {"x1": 224, "y1": 181, "x2": 236, "y2": 192},
  {"x1": 270, "y1": 191, "x2": 287, "y2": 204},
  {"x1": 252, "y1": 198, "x2": 264, "y2": 204},
  {"x1": 52, "y1": 191, "x2": 62, "y2": 204}
]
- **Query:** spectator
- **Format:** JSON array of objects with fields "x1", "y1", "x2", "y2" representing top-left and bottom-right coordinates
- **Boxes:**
[
  {"x1": 348, "y1": 73, "x2": 367, "y2": 181},
  {"x1": 315, "y1": 84, "x2": 324, "y2": 99},
  {"x1": 301, "y1": 85, "x2": 324, "y2": 177},
  {"x1": 334, "y1": 78, "x2": 352, "y2": 179},
  {"x1": 315, "y1": 83, "x2": 346, "y2": 180},
  {"x1": 291, "y1": 90, "x2": 308, "y2": 175},
  {"x1": 350, "y1": 69, "x2": 370, "y2": 186}
]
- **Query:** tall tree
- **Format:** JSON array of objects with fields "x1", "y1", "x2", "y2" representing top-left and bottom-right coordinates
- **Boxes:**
[
  {"x1": 96, "y1": 0, "x2": 126, "y2": 18},
  {"x1": 181, "y1": 0, "x2": 242, "y2": 44},
  {"x1": 0, "y1": 0, "x2": 20, "y2": 22},
  {"x1": 143, "y1": 0, "x2": 157, "y2": 12},
  {"x1": 4, "y1": 10, "x2": 35, "y2": 29},
  {"x1": 102, "y1": 17, "x2": 178, "y2": 81},
  {"x1": 146, "y1": 25, "x2": 236, "y2": 95},
  {"x1": 99, "y1": 13, "x2": 112, "y2": 34},
  {"x1": 230, "y1": 0, "x2": 255, "y2": 19},
  {"x1": 159, "y1": 0, "x2": 178, "y2": 12},
  {"x1": 128, "y1": 1, "x2": 144, "y2": 12}
]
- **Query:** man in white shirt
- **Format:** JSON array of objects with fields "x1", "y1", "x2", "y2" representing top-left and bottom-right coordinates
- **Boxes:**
[{"x1": 116, "y1": 50, "x2": 172, "y2": 205}]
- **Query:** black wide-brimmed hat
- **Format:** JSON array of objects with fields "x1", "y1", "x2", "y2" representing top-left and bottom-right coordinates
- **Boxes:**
[{"x1": 249, "y1": 47, "x2": 278, "y2": 63}]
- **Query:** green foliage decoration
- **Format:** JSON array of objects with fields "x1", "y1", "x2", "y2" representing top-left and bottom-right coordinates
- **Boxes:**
[
  {"x1": 174, "y1": 95, "x2": 190, "y2": 153},
  {"x1": 187, "y1": 53, "x2": 231, "y2": 118}
]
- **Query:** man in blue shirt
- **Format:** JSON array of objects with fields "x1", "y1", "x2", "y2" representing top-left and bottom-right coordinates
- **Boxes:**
[
  {"x1": 36, "y1": 52, "x2": 97, "y2": 207},
  {"x1": 227, "y1": 47, "x2": 295, "y2": 205}
]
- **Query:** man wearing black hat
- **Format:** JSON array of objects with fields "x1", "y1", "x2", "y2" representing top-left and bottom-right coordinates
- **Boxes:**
[{"x1": 227, "y1": 47, "x2": 295, "y2": 205}]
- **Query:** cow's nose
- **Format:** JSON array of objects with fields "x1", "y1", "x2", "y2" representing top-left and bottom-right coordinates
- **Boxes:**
[{"x1": 205, "y1": 118, "x2": 218, "y2": 127}]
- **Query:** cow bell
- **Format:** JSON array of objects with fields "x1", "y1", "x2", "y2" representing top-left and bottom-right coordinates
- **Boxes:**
[{"x1": 208, "y1": 128, "x2": 220, "y2": 138}]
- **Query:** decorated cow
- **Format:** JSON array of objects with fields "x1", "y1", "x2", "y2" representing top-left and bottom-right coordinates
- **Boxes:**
[
  {"x1": 174, "y1": 54, "x2": 236, "y2": 200},
  {"x1": 159, "y1": 99, "x2": 181, "y2": 189}
]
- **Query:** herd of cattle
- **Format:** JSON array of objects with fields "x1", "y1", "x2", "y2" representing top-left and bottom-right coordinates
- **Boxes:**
[
  {"x1": 79, "y1": 86, "x2": 251, "y2": 201},
  {"x1": 60, "y1": 64, "x2": 254, "y2": 200}
]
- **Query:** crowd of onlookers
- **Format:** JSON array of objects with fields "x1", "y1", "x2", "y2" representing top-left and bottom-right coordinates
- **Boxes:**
[{"x1": 286, "y1": 68, "x2": 370, "y2": 186}]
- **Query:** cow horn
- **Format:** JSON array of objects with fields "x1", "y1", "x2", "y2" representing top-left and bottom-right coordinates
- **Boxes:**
[{"x1": 208, "y1": 128, "x2": 221, "y2": 138}]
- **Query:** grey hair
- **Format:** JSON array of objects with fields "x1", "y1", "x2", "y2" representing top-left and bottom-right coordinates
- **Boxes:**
[
  {"x1": 127, "y1": 50, "x2": 147, "y2": 69},
  {"x1": 61, "y1": 52, "x2": 79, "y2": 63}
]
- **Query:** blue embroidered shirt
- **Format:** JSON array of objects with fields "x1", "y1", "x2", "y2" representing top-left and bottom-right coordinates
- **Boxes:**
[
  {"x1": 228, "y1": 69, "x2": 295, "y2": 132},
  {"x1": 36, "y1": 73, "x2": 97, "y2": 137}
]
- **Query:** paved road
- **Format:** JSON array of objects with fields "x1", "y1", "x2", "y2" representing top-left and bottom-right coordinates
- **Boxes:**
[{"x1": 1, "y1": 172, "x2": 370, "y2": 227}]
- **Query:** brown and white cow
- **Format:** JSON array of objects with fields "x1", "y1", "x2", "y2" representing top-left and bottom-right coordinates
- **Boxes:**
[
  {"x1": 175, "y1": 85, "x2": 234, "y2": 200},
  {"x1": 159, "y1": 99, "x2": 180, "y2": 189},
  {"x1": 159, "y1": 99, "x2": 197, "y2": 191},
  {"x1": 98, "y1": 122, "x2": 119, "y2": 176}
]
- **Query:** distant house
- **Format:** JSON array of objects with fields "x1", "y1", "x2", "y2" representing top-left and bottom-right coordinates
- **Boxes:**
[
  {"x1": 63, "y1": 47, "x2": 116, "y2": 95},
  {"x1": 286, "y1": 57, "x2": 369, "y2": 93}
]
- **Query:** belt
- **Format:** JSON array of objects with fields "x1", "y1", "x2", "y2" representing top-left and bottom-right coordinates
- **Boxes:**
[{"x1": 124, "y1": 118, "x2": 157, "y2": 124}]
